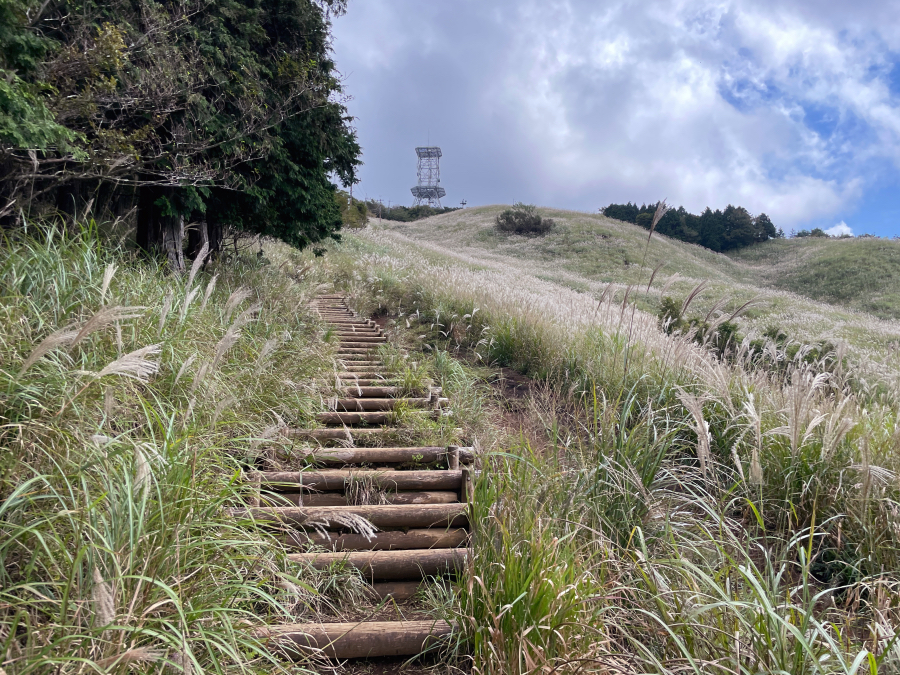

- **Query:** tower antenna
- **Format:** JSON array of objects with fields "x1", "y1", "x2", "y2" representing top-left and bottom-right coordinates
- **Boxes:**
[{"x1": 410, "y1": 146, "x2": 446, "y2": 208}]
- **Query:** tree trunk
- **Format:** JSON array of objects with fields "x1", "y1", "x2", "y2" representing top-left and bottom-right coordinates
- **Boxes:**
[
  {"x1": 136, "y1": 181, "x2": 185, "y2": 273},
  {"x1": 162, "y1": 212, "x2": 185, "y2": 274}
]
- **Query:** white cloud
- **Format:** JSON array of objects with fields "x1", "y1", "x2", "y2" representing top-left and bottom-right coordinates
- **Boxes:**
[
  {"x1": 332, "y1": 1, "x2": 900, "y2": 231},
  {"x1": 824, "y1": 221, "x2": 854, "y2": 237}
]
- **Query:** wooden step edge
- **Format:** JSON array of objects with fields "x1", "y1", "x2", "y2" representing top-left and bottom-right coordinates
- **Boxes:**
[
  {"x1": 257, "y1": 620, "x2": 454, "y2": 659},
  {"x1": 227, "y1": 503, "x2": 469, "y2": 529},
  {"x1": 272, "y1": 491, "x2": 460, "y2": 507},
  {"x1": 277, "y1": 528, "x2": 470, "y2": 551},
  {"x1": 259, "y1": 469, "x2": 463, "y2": 489},
  {"x1": 273, "y1": 444, "x2": 474, "y2": 464},
  {"x1": 287, "y1": 548, "x2": 470, "y2": 580}
]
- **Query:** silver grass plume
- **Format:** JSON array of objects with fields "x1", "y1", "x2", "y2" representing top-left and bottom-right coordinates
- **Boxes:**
[
  {"x1": 254, "y1": 338, "x2": 279, "y2": 369},
  {"x1": 211, "y1": 396, "x2": 235, "y2": 427},
  {"x1": 91, "y1": 566, "x2": 115, "y2": 628},
  {"x1": 158, "y1": 291, "x2": 174, "y2": 337},
  {"x1": 183, "y1": 396, "x2": 197, "y2": 427},
  {"x1": 186, "y1": 242, "x2": 209, "y2": 291},
  {"x1": 212, "y1": 303, "x2": 261, "y2": 371},
  {"x1": 250, "y1": 414, "x2": 287, "y2": 453},
  {"x1": 224, "y1": 287, "x2": 252, "y2": 323},
  {"x1": 306, "y1": 512, "x2": 378, "y2": 541},
  {"x1": 190, "y1": 362, "x2": 210, "y2": 395},
  {"x1": 18, "y1": 324, "x2": 79, "y2": 376},
  {"x1": 743, "y1": 393, "x2": 764, "y2": 486},
  {"x1": 100, "y1": 263, "x2": 117, "y2": 304},
  {"x1": 92, "y1": 344, "x2": 161, "y2": 382},
  {"x1": 660, "y1": 273, "x2": 681, "y2": 298},
  {"x1": 174, "y1": 354, "x2": 197, "y2": 386},
  {"x1": 134, "y1": 444, "x2": 153, "y2": 494},
  {"x1": 200, "y1": 274, "x2": 219, "y2": 311},
  {"x1": 71, "y1": 305, "x2": 146, "y2": 348},
  {"x1": 647, "y1": 199, "x2": 670, "y2": 243},
  {"x1": 678, "y1": 389, "x2": 712, "y2": 479},
  {"x1": 179, "y1": 287, "x2": 200, "y2": 323},
  {"x1": 97, "y1": 648, "x2": 163, "y2": 669}
]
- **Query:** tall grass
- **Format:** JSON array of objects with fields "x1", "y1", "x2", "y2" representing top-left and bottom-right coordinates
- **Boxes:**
[
  {"x1": 0, "y1": 222, "x2": 337, "y2": 673},
  {"x1": 324, "y1": 227, "x2": 900, "y2": 673}
]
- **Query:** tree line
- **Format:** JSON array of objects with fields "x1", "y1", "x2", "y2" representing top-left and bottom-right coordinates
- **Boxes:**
[
  {"x1": 1, "y1": 0, "x2": 360, "y2": 269},
  {"x1": 364, "y1": 200, "x2": 459, "y2": 223},
  {"x1": 601, "y1": 202, "x2": 782, "y2": 252}
]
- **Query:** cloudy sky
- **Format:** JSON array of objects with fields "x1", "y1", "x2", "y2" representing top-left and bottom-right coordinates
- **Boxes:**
[{"x1": 330, "y1": 0, "x2": 900, "y2": 237}]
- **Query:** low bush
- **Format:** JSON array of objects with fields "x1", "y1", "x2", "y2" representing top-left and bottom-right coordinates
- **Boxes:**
[{"x1": 495, "y1": 203, "x2": 555, "y2": 235}]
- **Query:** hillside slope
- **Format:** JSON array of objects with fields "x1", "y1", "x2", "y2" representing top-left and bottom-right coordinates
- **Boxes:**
[
  {"x1": 378, "y1": 206, "x2": 900, "y2": 320},
  {"x1": 367, "y1": 206, "x2": 900, "y2": 383}
]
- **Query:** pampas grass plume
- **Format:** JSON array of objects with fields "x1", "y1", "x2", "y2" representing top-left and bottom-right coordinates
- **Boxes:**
[
  {"x1": 71, "y1": 305, "x2": 145, "y2": 348},
  {"x1": 224, "y1": 287, "x2": 252, "y2": 323},
  {"x1": 91, "y1": 566, "x2": 115, "y2": 628},
  {"x1": 200, "y1": 274, "x2": 218, "y2": 311},
  {"x1": 186, "y1": 242, "x2": 209, "y2": 291},
  {"x1": 94, "y1": 344, "x2": 162, "y2": 382},
  {"x1": 100, "y1": 263, "x2": 117, "y2": 304},
  {"x1": 18, "y1": 324, "x2": 79, "y2": 376}
]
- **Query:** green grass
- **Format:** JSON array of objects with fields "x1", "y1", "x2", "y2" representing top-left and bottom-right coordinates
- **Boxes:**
[
  {"x1": 326, "y1": 221, "x2": 900, "y2": 674},
  {"x1": 367, "y1": 208, "x2": 900, "y2": 392},
  {"x1": 0, "y1": 222, "x2": 345, "y2": 673},
  {"x1": 376, "y1": 208, "x2": 900, "y2": 320}
]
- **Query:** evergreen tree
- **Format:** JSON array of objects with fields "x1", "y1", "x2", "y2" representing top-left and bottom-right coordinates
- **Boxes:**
[{"x1": 699, "y1": 207, "x2": 725, "y2": 251}]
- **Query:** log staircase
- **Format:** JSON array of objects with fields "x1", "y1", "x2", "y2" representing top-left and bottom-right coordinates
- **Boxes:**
[{"x1": 230, "y1": 294, "x2": 473, "y2": 661}]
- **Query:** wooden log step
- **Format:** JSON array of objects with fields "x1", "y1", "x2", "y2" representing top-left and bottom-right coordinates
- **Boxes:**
[
  {"x1": 337, "y1": 379, "x2": 388, "y2": 387},
  {"x1": 280, "y1": 528, "x2": 469, "y2": 551},
  {"x1": 336, "y1": 347, "x2": 375, "y2": 354},
  {"x1": 341, "y1": 386, "x2": 400, "y2": 397},
  {"x1": 336, "y1": 336, "x2": 385, "y2": 343},
  {"x1": 229, "y1": 503, "x2": 468, "y2": 529},
  {"x1": 288, "y1": 548, "x2": 469, "y2": 580},
  {"x1": 316, "y1": 411, "x2": 393, "y2": 425},
  {"x1": 275, "y1": 491, "x2": 459, "y2": 507},
  {"x1": 333, "y1": 397, "x2": 430, "y2": 411},
  {"x1": 276, "y1": 446, "x2": 465, "y2": 465},
  {"x1": 259, "y1": 620, "x2": 453, "y2": 659},
  {"x1": 261, "y1": 469, "x2": 463, "y2": 491},
  {"x1": 338, "y1": 341, "x2": 383, "y2": 348}
]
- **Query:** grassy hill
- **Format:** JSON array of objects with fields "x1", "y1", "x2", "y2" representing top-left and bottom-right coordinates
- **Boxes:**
[
  {"x1": 368, "y1": 207, "x2": 900, "y2": 385},
  {"x1": 378, "y1": 205, "x2": 900, "y2": 320},
  {"x1": 730, "y1": 236, "x2": 900, "y2": 319},
  {"x1": 333, "y1": 211, "x2": 900, "y2": 672}
]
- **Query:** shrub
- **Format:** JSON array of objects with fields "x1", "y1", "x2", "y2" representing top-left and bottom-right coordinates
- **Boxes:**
[{"x1": 495, "y1": 203, "x2": 555, "y2": 235}]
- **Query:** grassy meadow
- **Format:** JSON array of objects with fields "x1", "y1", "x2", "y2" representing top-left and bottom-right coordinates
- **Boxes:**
[
  {"x1": 0, "y1": 221, "x2": 495, "y2": 673},
  {"x1": 323, "y1": 210, "x2": 900, "y2": 674},
  {"x1": 0, "y1": 222, "x2": 342, "y2": 674},
  {"x1": 3, "y1": 209, "x2": 900, "y2": 674}
]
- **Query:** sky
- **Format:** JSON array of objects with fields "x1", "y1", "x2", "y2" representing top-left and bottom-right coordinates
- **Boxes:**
[{"x1": 330, "y1": 0, "x2": 900, "y2": 237}]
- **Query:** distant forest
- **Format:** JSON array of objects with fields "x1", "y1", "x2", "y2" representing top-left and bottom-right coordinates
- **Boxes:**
[
  {"x1": 601, "y1": 202, "x2": 783, "y2": 252},
  {"x1": 365, "y1": 200, "x2": 459, "y2": 222}
]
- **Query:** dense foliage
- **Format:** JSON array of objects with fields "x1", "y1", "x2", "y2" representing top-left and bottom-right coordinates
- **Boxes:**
[
  {"x1": 0, "y1": 0, "x2": 360, "y2": 267},
  {"x1": 602, "y1": 201, "x2": 781, "y2": 252},
  {"x1": 364, "y1": 199, "x2": 459, "y2": 222},
  {"x1": 495, "y1": 202, "x2": 555, "y2": 235}
]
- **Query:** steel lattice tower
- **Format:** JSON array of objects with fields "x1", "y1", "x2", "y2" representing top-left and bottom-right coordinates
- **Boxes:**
[{"x1": 410, "y1": 146, "x2": 446, "y2": 207}]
